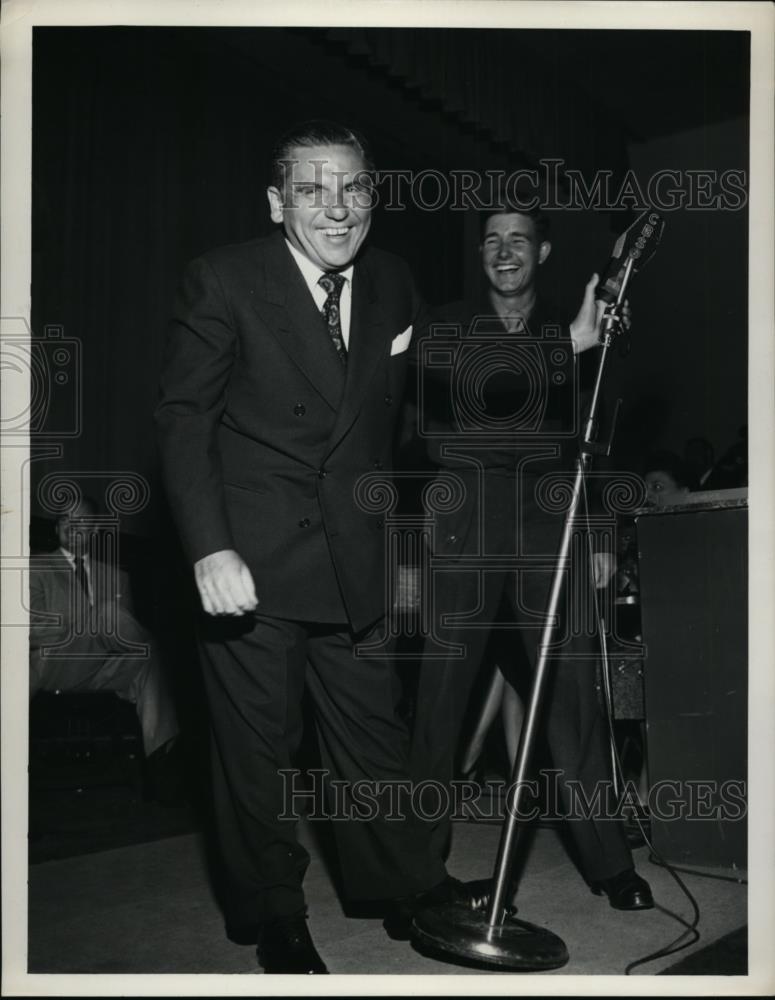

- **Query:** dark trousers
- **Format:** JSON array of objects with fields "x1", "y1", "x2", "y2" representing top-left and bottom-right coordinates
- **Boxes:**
[
  {"x1": 410, "y1": 469, "x2": 632, "y2": 883},
  {"x1": 198, "y1": 614, "x2": 447, "y2": 930}
]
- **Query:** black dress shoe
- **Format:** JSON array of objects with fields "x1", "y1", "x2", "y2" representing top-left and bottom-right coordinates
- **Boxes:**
[
  {"x1": 383, "y1": 875, "x2": 493, "y2": 941},
  {"x1": 590, "y1": 868, "x2": 654, "y2": 910},
  {"x1": 257, "y1": 914, "x2": 329, "y2": 973}
]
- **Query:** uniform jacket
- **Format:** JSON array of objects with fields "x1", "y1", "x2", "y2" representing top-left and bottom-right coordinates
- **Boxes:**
[
  {"x1": 408, "y1": 295, "x2": 583, "y2": 472},
  {"x1": 154, "y1": 231, "x2": 420, "y2": 630}
]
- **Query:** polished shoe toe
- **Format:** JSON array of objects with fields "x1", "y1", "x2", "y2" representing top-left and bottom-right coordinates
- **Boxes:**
[
  {"x1": 257, "y1": 914, "x2": 329, "y2": 973},
  {"x1": 383, "y1": 875, "x2": 494, "y2": 941},
  {"x1": 590, "y1": 868, "x2": 654, "y2": 910},
  {"x1": 383, "y1": 897, "x2": 422, "y2": 941}
]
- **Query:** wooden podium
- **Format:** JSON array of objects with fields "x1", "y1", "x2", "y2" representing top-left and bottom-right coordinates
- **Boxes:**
[{"x1": 635, "y1": 490, "x2": 747, "y2": 869}]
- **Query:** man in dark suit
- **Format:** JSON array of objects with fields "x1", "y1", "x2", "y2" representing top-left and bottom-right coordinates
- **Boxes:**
[
  {"x1": 29, "y1": 497, "x2": 179, "y2": 763},
  {"x1": 154, "y1": 121, "x2": 482, "y2": 974}
]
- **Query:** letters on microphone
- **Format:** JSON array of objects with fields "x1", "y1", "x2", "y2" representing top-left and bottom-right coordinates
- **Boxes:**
[{"x1": 596, "y1": 209, "x2": 665, "y2": 304}]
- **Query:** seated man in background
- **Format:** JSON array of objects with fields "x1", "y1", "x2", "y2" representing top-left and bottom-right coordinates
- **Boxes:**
[{"x1": 28, "y1": 497, "x2": 180, "y2": 791}]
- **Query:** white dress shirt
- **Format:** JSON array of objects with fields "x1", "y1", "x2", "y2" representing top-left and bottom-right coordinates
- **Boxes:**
[{"x1": 285, "y1": 239, "x2": 354, "y2": 348}]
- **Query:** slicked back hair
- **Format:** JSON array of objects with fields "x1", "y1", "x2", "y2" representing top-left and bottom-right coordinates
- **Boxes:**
[
  {"x1": 270, "y1": 119, "x2": 375, "y2": 193},
  {"x1": 59, "y1": 495, "x2": 100, "y2": 521}
]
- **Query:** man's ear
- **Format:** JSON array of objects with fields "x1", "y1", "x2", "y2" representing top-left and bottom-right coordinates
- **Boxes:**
[
  {"x1": 538, "y1": 240, "x2": 552, "y2": 265},
  {"x1": 267, "y1": 187, "x2": 285, "y2": 225}
]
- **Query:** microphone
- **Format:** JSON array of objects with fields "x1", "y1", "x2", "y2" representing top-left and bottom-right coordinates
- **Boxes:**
[{"x1": 595, "y1": 209, "x2": 665, "y2": 304}]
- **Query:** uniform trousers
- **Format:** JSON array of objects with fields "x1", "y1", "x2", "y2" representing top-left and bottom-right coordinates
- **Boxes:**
[{"x1": 410, "y1": 468, "x2": 633, "y2": 883}]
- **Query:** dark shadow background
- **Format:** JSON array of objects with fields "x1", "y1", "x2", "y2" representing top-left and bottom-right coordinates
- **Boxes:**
[
  {"x1": 27, "y1": 25, "x2": 751, "y2": 852},
  {"x1": 31, "y1": 26, "x2": 750, "y2": 531}
]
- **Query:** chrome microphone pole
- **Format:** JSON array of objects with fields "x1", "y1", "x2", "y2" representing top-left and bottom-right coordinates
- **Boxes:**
[{"x1": 412, "y1": 257, "x2": 635, "y2": 971}]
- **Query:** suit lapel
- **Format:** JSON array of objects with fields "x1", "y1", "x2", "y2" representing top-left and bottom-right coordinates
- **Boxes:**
[
  {"x1": 326, "y1": 255, "x2": 388, "y2": 455},
  {"x1": 250, "y1": 234, "x2": 389, "y2": 441},
  {"x1": 252, "y1": 232, "x2": 346, "y2": 412},
  {"x1": 39, "y1": 550, "x2": 76, "y2": 610}
]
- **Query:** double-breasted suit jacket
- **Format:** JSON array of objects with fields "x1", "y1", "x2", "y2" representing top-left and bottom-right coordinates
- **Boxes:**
[
  {"x1": 154, "y1": 229, "x2": 446, "y2": 928},
  {"x1": 155, "y1": 230, "x2": 419, "y2": 629}
]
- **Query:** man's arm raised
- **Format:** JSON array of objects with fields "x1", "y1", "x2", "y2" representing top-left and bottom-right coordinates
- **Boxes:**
[{"x1": 570, "y1": 272, "x2": 631, "y2": 355}]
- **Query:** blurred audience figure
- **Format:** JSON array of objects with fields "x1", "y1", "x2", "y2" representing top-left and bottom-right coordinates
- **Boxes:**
[
  {"x1": 683, "y1": 437, "x2": 715, "y2": 489},
  {"x1": 703, "y1": 425, "x2": 747, "y2": 490},
  {"x1": 459, "y1": 659, "x2": 524, "y2": 784},
  {"x1": 643, "y1": 451, "x2": 695, "y2": 507},
  {"x1": 29, "y1": 497, "x2": 182, "y2": 797}
]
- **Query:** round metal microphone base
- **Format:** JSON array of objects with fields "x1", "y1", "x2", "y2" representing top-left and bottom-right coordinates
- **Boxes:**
[{"x1": 411, "y1": 902, "x2": 569, "y2": 972}]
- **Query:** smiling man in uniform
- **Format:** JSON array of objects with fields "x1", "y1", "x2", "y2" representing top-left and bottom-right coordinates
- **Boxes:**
[{"x1": 407, "y1": 203, "x2": 654, "y2": 914}]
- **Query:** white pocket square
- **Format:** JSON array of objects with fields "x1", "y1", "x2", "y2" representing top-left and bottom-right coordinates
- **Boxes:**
[{"x1": 390, "y1": 326, "x2": 413, "y2": 355}]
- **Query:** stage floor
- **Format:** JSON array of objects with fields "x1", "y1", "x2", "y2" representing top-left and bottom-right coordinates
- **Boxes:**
[{"x1": 23, "y1": 814, "x2": 747, "y2": 979}]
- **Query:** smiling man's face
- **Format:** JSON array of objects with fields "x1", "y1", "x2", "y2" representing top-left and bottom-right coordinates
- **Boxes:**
[
  {"x1": 267, "y1": 143, "x2": 373, "y2": 271},
  {"x1": 480, "y1": 212, "x2": 551, "y2": 299}
]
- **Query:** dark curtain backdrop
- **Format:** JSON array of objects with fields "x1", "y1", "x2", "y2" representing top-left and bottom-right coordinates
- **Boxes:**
[
  {"x1": 30, "y1": 26, "x2": 749, "y2": 537},
  {"x1": 31, "y1": 26, "x2": 488, "y2": 534}
]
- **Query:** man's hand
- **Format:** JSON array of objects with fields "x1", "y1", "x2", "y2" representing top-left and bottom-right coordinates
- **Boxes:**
[
  {"x1": 569, "y1": 273, "x2": 631, "y2": 355},
  {"x1": 194, "y1": 549, "x2": 259, "y2": 616},
  {"x1": 591, "y1": 552, "x2": 617, "y2": 590},
  {"x1": 394, "y1": 564, "x2": 421, "y2": 612}
]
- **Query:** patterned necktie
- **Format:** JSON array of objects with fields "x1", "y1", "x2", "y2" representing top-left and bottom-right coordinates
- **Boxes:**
[
  {"x1": 74, "y1": 555, "x2": 89, "y2": 595},
  {"x1": 74, "y1": 554, "x2": 92, "y2": 608},
  {"x1": 318, "y1": 272, "x2": 347, "y2": 366}
]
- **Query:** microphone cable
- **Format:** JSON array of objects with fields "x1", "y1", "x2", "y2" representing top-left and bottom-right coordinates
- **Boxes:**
[
  {"x1": 647, "y1": 854, "x2": 747, "y2": 886},
  {"x1": 578, "y1": 466, "x2": 717, "y2": 975}
]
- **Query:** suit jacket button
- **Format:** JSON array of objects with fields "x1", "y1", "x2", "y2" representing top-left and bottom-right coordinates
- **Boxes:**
[
  {"x1": 298, "y1": 518, "x2": 311, "y2": 528},
  {"x1": 376, "y1": 519, "x2": 384, "y2": 529},
  {"x1": 384, "y1": 394, "x2": 393, "y2": 405},
  {"x1": 373, "y1": 460, "x2": 383, "y2": 470},
  {"x1": 294, "y1": 403, "x2": 306, "y2": 416},
  {"x1": 318, "y1": 468, "x2": 327, "y2": 478}
]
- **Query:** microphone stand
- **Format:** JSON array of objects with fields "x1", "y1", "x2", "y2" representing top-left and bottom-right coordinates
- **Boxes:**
[{"x1": 411, "y1": 258, "x2": 635, "y2": 971}]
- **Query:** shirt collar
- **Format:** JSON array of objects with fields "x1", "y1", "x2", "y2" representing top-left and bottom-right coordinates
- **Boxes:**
[
  {"x1": 59, "y1": 546, "x2": 88, "y2": 565},
  {"x1": 284, "y1": 239, "x2": 354, "y2": 294}
]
